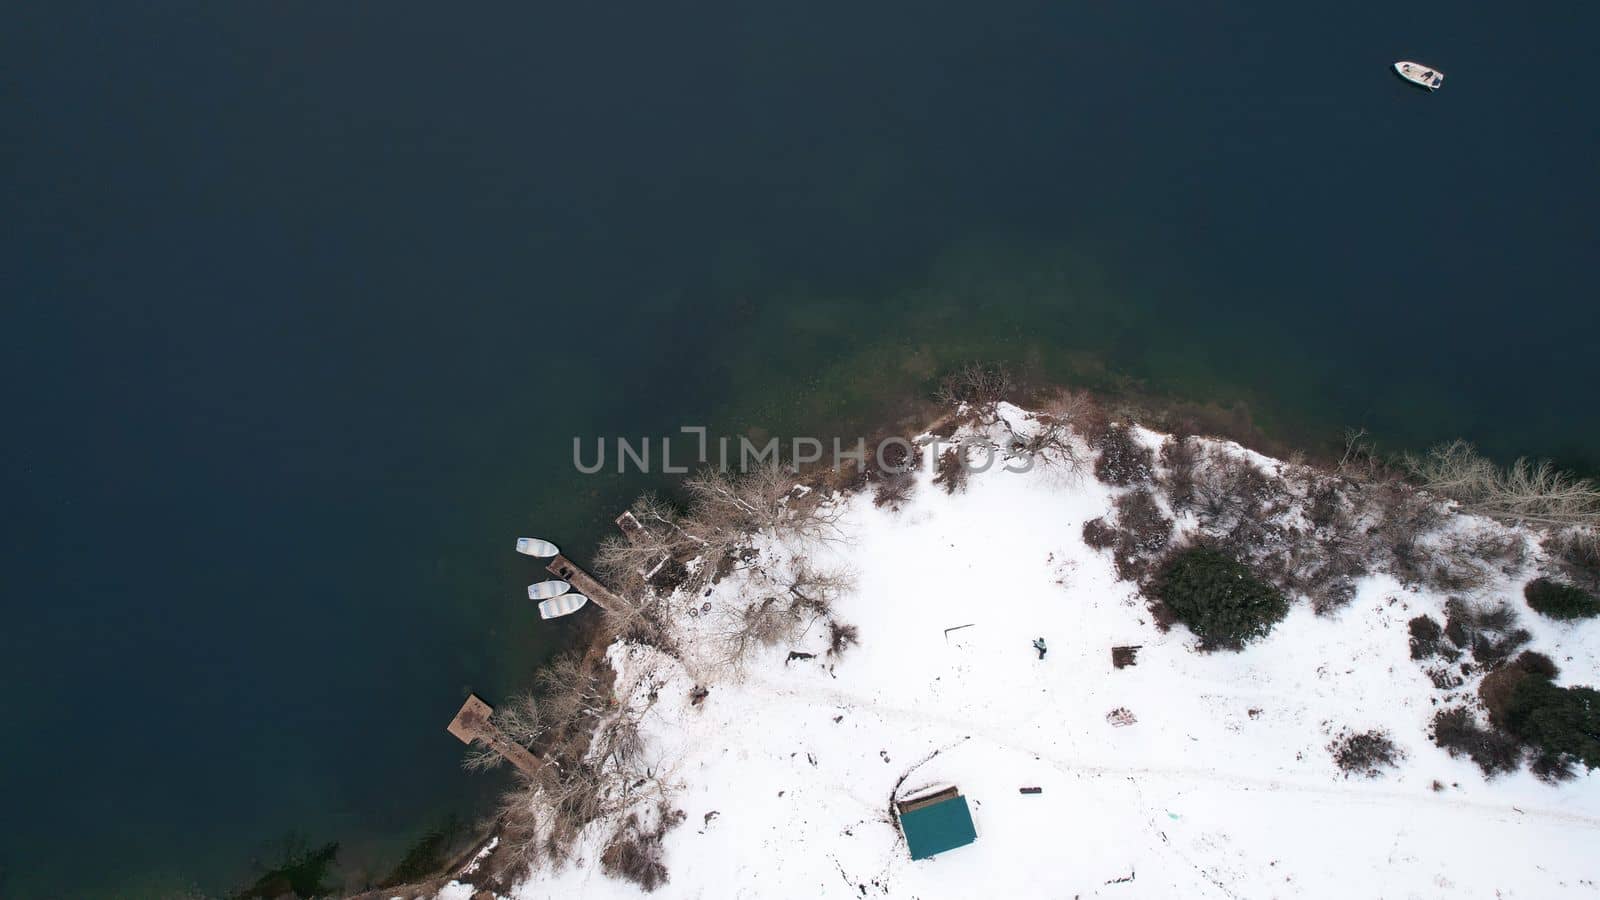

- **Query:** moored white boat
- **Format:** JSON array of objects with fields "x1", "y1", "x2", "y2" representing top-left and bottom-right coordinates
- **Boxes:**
[
  {"x1": 1393, "y1": 61, "x2": 1444, "y2": 91},
  {"x1": 527, "y1": 579, "x2": 570, "y2": 600},
  {"x1": 515, "y1": 537, "x2": 559, "y2": 557},
  {"x1": 538, "y1": 593, "x2": 589, "y2": 619}
]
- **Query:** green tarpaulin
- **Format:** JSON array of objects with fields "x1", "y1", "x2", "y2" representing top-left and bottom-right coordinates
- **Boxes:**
[{"x1": 899, "y1": 795, "x2": 977, "y2": 860}]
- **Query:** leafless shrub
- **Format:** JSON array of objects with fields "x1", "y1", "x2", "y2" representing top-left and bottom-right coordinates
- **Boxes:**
[
  {"x1": 1085, "y1": 491, "x2": 1175, "y2": 582},
  {"x1": 1094, "y1": 424, "x2": 1155, "y2": 487},
  {"x1": 1406, "y1": 440, "x2": 1600, "y2": 532},
  {"x1": 1443, "y1": 598, "x2": 1530, "y2": 669},
  {"x1": 827, "y1": 621, "x2": 861, "y2": 657},
  {"x1": 936, "y1": 363, "x2": 1014, "y2": 423},
  {"x1": 1408, "y1": 614, "x2": 1458, "y2": 662},
  {"x1": 780, "y1": 562, "x2": 852, "y2": 615},
  {"x1": 1366, "y1": 483, "x2": 1451, "y2": 588},
  {"x1": 596, "y1": 494, "x2": 691, "y2": 578},
  {"x1": 933, "y1": 446, "x2": 969, "y2": 494},
  {"x1": 1158, "y1": 436, "x2": 1201, "y2": 511},
  {"x1": 600, "y1": 804, "x2": 685, "y2": 893},
  {"x1": 1329, "y1": 729, "x2": 1403, "y2": 778},
  {"x1": 725, "y1": 597, "x2": 805, "y2": 658},
  {"x1": 1305, "y1": 478, "x2": 1352, "y2": 531},
  {"x1": 1115, "y1": 490, "x2": 1173, "y2": 555},
  {"x1": 1010, "y1": 414, "x2": 1089, "y2": 476},
  {"x1": 534, "y1": 652, "x2": 610, "y2": 739},
  {"x1": 714, "y1": 561, "x2": 854, "y2": 668},
  {"x1": 1272, "y1": 538, "x2": 1367, "y2": 615},
  {"x1": 1544, "y1": 529, "x2": 1600, "y2": 592},
  {"x1": 1427, "y1": 666, "x2": 1465, "y2": 690},
  {"x1": 477, "y1": 654, "x2": 672, "y2": 884},
  {"x1": 1191, "y1": 449, "x2": 1280, "y2": 534},
  {"x1": 1336, "y1": 427, "x2": 1394, "y2": 480},
  {"x1": 492, "y1": 758, "x2": 613, "y2": 877},
  {"x1": 1038, "y1": 388, "x2": 1104, "y2": 436},
  {"x1": 686, "y1": 464, "x2": 845, "y2": 549},
  {"x1": 1082, "y1": 517, "x2": 1118, "y2": 550},
  {"x1": 1466, "y1": 530, "x2": 1530, "y2": 573},
  {"x1": 599, "y1": 584, "x2": 677, "y2": 653},
  {"x1": 1431, "y1": 707, "x2": 1524, "y2": 777},
  {"x1": 873, "y1": 471, "x2": 917, "y2": 511}
]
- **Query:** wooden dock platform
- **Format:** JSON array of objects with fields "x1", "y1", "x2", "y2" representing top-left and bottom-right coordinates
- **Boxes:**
[
  {"x1": 545, "y1": 554, "x2": 616, "y2": 610},
  {"x1": 446, "y1": 693, "x2": 543, "y2": 776}
]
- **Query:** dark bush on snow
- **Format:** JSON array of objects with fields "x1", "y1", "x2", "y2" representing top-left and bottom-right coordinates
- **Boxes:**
[
  {"x1": 1329, "y1": 729, "x2": 1403, "y2": 778},
  {"x1": 1524, "y1": 577, "x2": 1600, "y2": 620},
  {"x1": 1082, "y1": 517, "x2": 1118, "y2": 550},
  {"x1": 872, "y1": 471, "x2": 917, "y2": 510},
  {"x1": 1152, "y1": 547, "x2": 1288, "y2": 650},
  {"x1": 601, "y1": 808, "x2": 686, "y2": 893},
  {"x1": 826, "y1": 620, "x2": 860, "y2": 657},
  {"x1": 1513, "y1": 650, "x2": 1561, "y2": 680},
  {"x1": 1544, "y1": 531, "x2": 1600, "y2": 591},
  {"x1": 1531, "y1": 753, "x2": 1579, "y2": 784},
  {"x1": 1504, "y1": 676, "x2": 1600, "y2": 772},
  {"x1": 1106, "y1": 490, "x2": 1175, "y2": 582},
  {"x1": 933, "y1": 446, "x2": 969, "y2": 494},
  {"x1": 1159, "y1": 436, "x2": 1200, "y2": 511},
  {"x1": 1095, "y1": 424, "x2": 1155, "y2": 487},
  {"x1": 1408, "y1": 615, "x2": 1457, "y2": 662},
  {"x1": 1430, "y1": 707, "x2": 1523, "y2": 777},
  {"x1": 1479, "y1": 651, "x2": 1560, "y2": 726},
  {"x1": 1442, "y1": 598, "x2": 1530, "y2": 668},
  {"x1": 1114, "y1": 490, "x2": 1173, "y2": 558}
]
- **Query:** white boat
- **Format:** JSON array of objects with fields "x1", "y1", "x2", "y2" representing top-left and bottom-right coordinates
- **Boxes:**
[
  {"x1": 539, "y1": 593, "x2": 589, "y2": 619},
  {"x1": 515, "y1": 537, "x2": 559, "y2": 558},
  {"x1": 1393, "y1": 61, "x2": 1444, "y2": 91},
  {"x1": 527, "y1": 579, "x2": 570, "y2": 600}
]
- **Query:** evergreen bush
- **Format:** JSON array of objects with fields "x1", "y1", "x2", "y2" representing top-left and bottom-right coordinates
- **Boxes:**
[
  {"x1": 1524, "y1": 577, "x2": 1600, "y2": 620},
  {"x1": 1152, "y1": 547, "x2": 1287, "y2": 649}
]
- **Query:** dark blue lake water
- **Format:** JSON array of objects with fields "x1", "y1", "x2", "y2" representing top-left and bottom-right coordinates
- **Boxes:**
[{"x1": 4, "y1": 2, "x2": 1597, "y2": 895}]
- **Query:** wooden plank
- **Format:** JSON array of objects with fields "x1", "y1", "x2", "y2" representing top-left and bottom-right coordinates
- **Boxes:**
[
  {"x1": 896, "y1": 785, "x2": 961, "y2": 816},
  {"x1": 545, "y1": 554, "x2": 615, "y2": 610}
]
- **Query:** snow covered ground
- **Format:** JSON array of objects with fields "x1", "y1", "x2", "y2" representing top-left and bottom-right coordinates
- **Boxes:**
[{"x1": 448, "y1": 405, "x2": 1600, "y2": 899}]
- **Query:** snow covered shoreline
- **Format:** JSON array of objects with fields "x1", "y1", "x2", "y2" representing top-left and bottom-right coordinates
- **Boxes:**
[{"x1": 445, "y1": 401, "x2": 1600, "y2": 899}]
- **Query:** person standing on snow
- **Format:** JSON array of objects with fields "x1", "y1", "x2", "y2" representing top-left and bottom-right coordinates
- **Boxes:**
[{"x1": 1033, "y1": 637, "x2": 1048, "y2": 660}]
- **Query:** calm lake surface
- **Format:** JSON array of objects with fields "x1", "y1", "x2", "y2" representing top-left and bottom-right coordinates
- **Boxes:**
[{"x1": 4, "y1": 2, "x2": 1598, "y2": 895}]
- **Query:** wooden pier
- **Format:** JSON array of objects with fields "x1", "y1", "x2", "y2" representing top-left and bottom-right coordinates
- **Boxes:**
[
  {"x1": 446, "y1": 693, "x2": 543, "y2": 776},
  {"x1": 545, "y1": 554, "x2": 617, "y2": 610}
]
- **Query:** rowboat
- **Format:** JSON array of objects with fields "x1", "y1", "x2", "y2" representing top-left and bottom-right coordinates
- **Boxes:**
[
  {"x1": 538, "y1": 593, "x2": 589, "y2": 619},
  {"x1": 527, "y1": 580, "x2": 570, "y2": 600},
  {"x1": 515, "y1": 537, "x2": 559, "y2": 558}
]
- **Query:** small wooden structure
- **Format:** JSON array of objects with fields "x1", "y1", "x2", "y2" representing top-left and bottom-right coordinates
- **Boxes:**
[
  {"x1": 545, "y1": 554, "x2": 615, "y2": 610},
  {"x1": 1112, "y1": 645, "x2": 1142, "y2": 669},
  {"x1": 446, "y1": 694, "x2": 543, "y2": 776},
  {"x1": 895, "y1": 786, "x2": 978, "y2": 860},
  {"x1": 614, "y1": 510, "x2": 645, "y2": 542}
]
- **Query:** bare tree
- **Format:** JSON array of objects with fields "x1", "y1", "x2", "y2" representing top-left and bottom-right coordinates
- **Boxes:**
[
  {"x1": 1405, "y1": 441, "x2": 1600, "y2": 538},
  {"x1": 873, "y1": 470, "x2": 917, "y2": 510},
  {"x1": 685, "y1": 464, "x2": 845, "y2": 548},
  {"x1": 483, "y1": 659, "x2": 674, "y2": 884},
  {"x1": 463, "y1": 695, "x2": 546, "y2": 773},
  {"x1": 535, "y1": 652, "x2": 610, "y2": 729},
  {"x1": 1003, "y1": 410, "x2": 1089, "y2": 477},
  {"x1": 936, "y1": 363, "x2": 1014, "y2": 424},
  {"x1": 707, "y1": 558, "x2": 856, "y2": 669}
]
